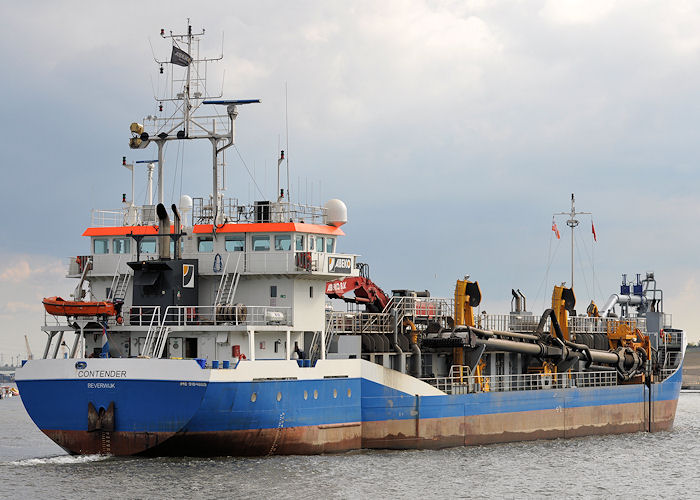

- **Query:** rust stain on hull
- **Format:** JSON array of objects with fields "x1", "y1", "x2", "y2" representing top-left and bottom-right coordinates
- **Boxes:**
[
  {"x1": 43, "y1": 429, "x2": 176, "y2": 456},
  {"x1": 142, "y1": 424, "x2": 363, "y2": 457},
  {"x1": 44, "y1": 400, "x2": 678, "y2": 457}
]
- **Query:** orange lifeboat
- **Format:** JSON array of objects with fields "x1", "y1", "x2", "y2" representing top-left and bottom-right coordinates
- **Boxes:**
[{"x1": 42, "y1": 296, "x2": 118, "y2": 317}]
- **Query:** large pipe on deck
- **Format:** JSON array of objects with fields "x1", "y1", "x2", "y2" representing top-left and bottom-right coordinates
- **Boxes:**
[{"x1": 600, "y1": 294, "x2": 643, "y2": 316}]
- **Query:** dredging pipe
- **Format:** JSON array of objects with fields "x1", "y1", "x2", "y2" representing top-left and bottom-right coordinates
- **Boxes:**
[{"x1": 427, "y1": 323, "x2": 645, "y2": 379}]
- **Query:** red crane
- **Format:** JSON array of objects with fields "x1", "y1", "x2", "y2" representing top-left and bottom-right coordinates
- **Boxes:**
[{"x1": 325, "y1": 276, "x2": 390, "y2": 313}]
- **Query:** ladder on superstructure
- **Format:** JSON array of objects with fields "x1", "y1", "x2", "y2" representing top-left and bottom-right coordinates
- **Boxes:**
[
  {"x1": 215, "y1": 253, "x2": 243, "y2": 306},
  {"x1": 108, "y1": 257, "x2": 131, "y2": 302}
]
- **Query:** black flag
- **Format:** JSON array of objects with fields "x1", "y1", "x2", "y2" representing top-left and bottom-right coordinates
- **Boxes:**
[{"x1": 170, "y1": 46, "x2": 192, "y2": 67}]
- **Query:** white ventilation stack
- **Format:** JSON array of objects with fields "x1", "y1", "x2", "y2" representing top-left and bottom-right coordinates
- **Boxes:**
[{"x1": 324, "y1": 199, "x2": 347, "y2": 227}]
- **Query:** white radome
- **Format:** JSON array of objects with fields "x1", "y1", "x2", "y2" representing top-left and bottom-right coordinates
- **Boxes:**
[{"x1": 325, "y1": 199, "x2": 347, "y2": 227}]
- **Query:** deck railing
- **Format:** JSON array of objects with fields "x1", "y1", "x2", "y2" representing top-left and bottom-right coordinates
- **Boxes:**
[
  {"x1": 125, "y1": 304, "x2": 292, "y2": 327},
  {"x1": 421, "y1": 369, "x2": 618, "y2": 395}
]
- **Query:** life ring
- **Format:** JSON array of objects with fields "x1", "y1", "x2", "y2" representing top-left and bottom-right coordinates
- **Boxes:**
[{"x1": 213, "y1": 253, "x2": 223, "y2": 273}]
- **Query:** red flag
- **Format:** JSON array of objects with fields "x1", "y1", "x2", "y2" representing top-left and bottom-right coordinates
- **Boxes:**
[
  {"x1": 591, "y1": 220, "x2": 597, "y2": 242},
  {"x1": 552, "y1": 220, "x2": 560, "y2": 239}
]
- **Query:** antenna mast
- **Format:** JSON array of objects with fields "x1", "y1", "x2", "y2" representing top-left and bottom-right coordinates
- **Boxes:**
[
  {"x1": 554, "y1": 193, "x2": 591, "y2": 290},
  {"x1": 129, "y1": 20, "x2": 259, "y2": 226}
]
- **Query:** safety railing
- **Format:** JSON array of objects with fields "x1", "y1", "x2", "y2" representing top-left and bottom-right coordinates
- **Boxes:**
[
  {"x1": 659, "y1": 368, "x2": 678, "y2": 382},
  {"x1": 421, "y1": 370, "x2": 618, "y2": 395},
  {"x1": 660, "y1": 330, "x2": 683, "y2": 346},
  {"x1": 126, "y1": 306, "x2": 161, "y2": 327},
  {"x1": 127, "y1": 305, "x2": 293, "y2": 327},
  {"x1": 90, "y1": 206, "x2": 158, "y2": 227},
  {"x1": 383, "y1": 296, "x2": 453, "y2": 319},
  {"x1": 193, "y1": 198, "x2": 327, "y2": 225},
  {"x1": 326, "y1": 311, "x2": 393, "y2": 335},
  {"x1": 473, "y1": 314, "x2": 648, "y2": 336}
]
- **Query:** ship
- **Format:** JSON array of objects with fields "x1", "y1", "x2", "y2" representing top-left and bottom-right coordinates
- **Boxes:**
[{"x1": 16, "y1": 22, "x2": 684, "y2": 456}]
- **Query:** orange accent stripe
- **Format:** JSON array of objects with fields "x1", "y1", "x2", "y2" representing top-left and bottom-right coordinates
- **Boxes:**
[{"x1": 82, "y1": 223, "x2": 344, "y2": 237}]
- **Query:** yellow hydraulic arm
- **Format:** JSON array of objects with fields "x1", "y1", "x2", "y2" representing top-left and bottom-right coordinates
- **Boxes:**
[
  {"x1": 551, "y1": 285, "x2": 575, "y2": 341},
  {"x1": 455, "y1": 278, "x2": 482, "y2": 327}
]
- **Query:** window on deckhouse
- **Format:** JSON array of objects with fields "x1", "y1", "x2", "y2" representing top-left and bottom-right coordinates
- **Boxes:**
[
  {"x1": 198, "y1": 237, "x2": 213, "y2": 252},
  {"x1": 274, "y1": 234, "x2": 291, "y2": 251},
  {"x1": 113, "y1": 238, "x2": 130, "y2": 254},
  {"x1": 94, "y1": 239, "x2": 109, "y2": 254},
  {"x1": 225, "y1": 235, "x2": 245, "y2": 252},
  {"x1": 252, "y1": 235, "x2": 270, "y2": 251}
]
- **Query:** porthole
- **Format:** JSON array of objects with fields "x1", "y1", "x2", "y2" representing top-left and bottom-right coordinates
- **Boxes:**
[
  {"x1": 333, "y1": 389, "x2": 338, "y2": 398},
  {"x1": 304, "y1": 390, "x2": 308, "y2": 400},
  {"x1": 313, "y1": 389, "x2": 318, "y2": 400},
  {"x1": 251, "y1": 392, "x2": 257, "y2": 402},
  {"x1": 347, "y1": 388, "x2": 352, "y2": 398},
  {"x1": 277, "y1": 391, "x2": 282, "y2": 402}
]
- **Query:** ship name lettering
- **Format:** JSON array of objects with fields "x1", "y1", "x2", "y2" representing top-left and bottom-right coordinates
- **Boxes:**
[
  {"x1": 87, "y1": 382, "x2": 116, "y2": 389},
  {"x1": 77, "y1": 370, "x2": 127, "y2": 378}
]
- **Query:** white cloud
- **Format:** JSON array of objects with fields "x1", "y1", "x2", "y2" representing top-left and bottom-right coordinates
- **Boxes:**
[
  {"x1": 540, "y1": 0, "x2": 617, "y2": 26},
  {"x1": 2, "y1": 0, "x2": 700, "y2": 356},
  {"x1": 0, "y1": 253, "x2": 73, "y2": 360}
]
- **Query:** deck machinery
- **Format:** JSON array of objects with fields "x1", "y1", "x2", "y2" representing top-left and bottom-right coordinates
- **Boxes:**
[{"x1": 324, "y1": 271, "x2": 682, "y2": 394}]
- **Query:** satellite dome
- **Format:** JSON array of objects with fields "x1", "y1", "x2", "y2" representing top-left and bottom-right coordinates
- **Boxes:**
[{"x1": 324, "y1": 199, "x2": 347, "y2": 227}]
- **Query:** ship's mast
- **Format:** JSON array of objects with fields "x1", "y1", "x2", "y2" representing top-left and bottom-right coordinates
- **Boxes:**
[
  {"x1": 554, "y1": 193, "x2": 590, "y2": 289},
  {"x1": 129, "y1": 20, "x2": 259, "y2": 225}
]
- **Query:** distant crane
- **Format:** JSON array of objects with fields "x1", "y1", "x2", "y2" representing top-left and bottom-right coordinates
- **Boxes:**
[{"x1": 24, "y1": 335, "x2": 34, "y2": 360}]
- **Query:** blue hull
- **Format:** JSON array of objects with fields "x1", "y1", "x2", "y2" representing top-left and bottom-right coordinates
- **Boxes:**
[{"x1": 16, "y1": 360, "x2": 682, "y2": 456}]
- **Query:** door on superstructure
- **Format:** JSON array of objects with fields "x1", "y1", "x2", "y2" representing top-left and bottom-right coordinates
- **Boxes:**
[
  {"x1": 184, "y1": 338, "x2": 198, "y2": 358},
  {"x1": 168, "y1": 337, "x2": 184, "y2": 358}
]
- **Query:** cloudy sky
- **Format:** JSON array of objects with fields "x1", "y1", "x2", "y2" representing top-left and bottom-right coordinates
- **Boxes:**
[{"x1": 1, "y1": 0, "x2": 699, "y2": 361}]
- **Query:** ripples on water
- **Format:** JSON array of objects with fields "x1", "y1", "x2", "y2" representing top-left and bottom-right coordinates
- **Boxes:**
[{"x1": 2, "y1": 391, "x2": 699, "y2": 499}]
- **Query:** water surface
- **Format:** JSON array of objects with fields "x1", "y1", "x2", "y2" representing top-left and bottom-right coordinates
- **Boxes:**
[{"x1": 2, "y1": 389, "x2": 699, "y2": 499}]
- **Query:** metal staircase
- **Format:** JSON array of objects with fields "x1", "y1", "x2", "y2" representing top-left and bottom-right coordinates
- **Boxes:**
[
  {"x1": 309, "y1": 314, "x2": 339, "y2": 364},
  {"x1": 109, "y1": 273, "x2": 131, "y2": 302},
  {"x1": 108, "y1": 256, "x2": 131, "y2": 302},
  {"x1": 215, "y1": 253, "x2": 243, "y2": 306}
]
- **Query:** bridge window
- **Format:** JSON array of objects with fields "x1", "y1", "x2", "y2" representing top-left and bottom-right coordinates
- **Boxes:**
[
  {"x1": 326, "y1": 237, "x2": 335, "y2": 253},
  {"x1": 295, "y1": 234, "x2": 305, "y2": 251},
  {"x1": 139, "y1": 237, "x2": 157, "y2": 254},
  {"x1": 275, "y1": 234, "x2": 291, "y2": 251},
  {"x1": 94, "y1": 239, "x2": 109, "y2": 254},
  {"x1": 252, "y1": 235, "x2": 270, "y2": 251},
  {"x1": 113, "y1": 238, "x2": 130, "y2": 254},
  {"x1": 198, "y1": 237, "x2": 213, "y2": 252},
  {"x1": 225, "y1": 235, "x2": 245, "y2": 252},
  {"x1": 315, "y1": 236, "x2": 324, "y2": 252}
]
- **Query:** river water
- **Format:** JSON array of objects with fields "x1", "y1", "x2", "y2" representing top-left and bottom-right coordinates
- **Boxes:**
[{"x1": 1, "y1": 389, "x2": 699, "y2": 499}]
